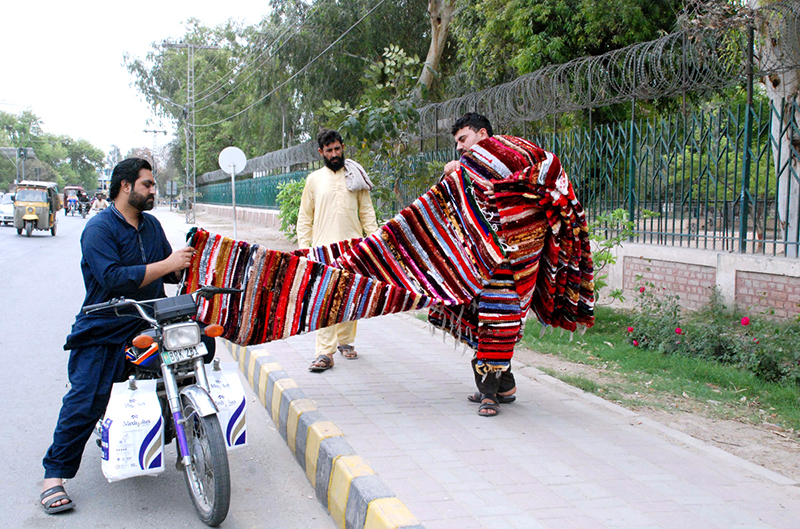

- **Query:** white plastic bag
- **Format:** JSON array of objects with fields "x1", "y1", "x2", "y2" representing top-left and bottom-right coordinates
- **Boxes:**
[
  {"x1": 207, "y1": 361, "x2": 247, "y2": 450},
  {"x1": 101, "y1": 379, "x2": 165, "y2": 482}
]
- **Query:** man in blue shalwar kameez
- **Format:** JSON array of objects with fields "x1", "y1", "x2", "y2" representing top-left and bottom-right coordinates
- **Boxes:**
[{"x1": 39, "y1": 158, "x2": 196, "y2": 514}]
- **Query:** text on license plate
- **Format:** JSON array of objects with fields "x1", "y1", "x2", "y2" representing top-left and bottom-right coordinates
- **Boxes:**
[{"x1": 162, "y1": 343, "x2": 207, "y2": 365}]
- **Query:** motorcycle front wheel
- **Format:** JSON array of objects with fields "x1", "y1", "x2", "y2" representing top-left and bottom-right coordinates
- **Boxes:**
[{"x1": 180, "y1": 397, "x2": 231, "y2": 527}]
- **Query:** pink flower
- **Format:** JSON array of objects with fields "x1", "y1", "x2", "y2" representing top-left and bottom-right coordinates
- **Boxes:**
[
  {"x1": 741, "y1": 317, "x2": 750, "y2": 326},
  {"x1": 675, "y1": 328, "x2": 682, "y2": 335},
  {"x1": 627, "y1": 326, "x2": 634, "y2": 333},
  {"x1": 639, "y1": 287, "x2": 646, "y2": 293},
  {"x1": 633, "y1": 339, "x2": 639, "y2": 346}
]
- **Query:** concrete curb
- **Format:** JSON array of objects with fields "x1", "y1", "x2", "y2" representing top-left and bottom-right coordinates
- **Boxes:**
[{"x1": 224, "y1": 340, "x2": 424, "y2": 529}]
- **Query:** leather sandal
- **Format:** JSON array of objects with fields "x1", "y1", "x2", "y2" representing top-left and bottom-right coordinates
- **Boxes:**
[
  {"x1": 337, "y1": 344, "x2": 358, "y2": 359},
  {"x1": 40, "y1": 485, "x2": 75, "y2": 514},
  {"x1": 309, "y1": 354, "x2": 334, "y2": 372},
  {"x1": 477, "y1": 394, "x2": 500, "y2": 417}
]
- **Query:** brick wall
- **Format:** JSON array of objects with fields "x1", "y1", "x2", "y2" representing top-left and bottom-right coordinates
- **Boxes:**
[
  {"x1": 623, "y1": 257, "x2": 716, "y2": 309},
  {"x1": 735, "y1": 271, "x2": 800, "y2": 319}
]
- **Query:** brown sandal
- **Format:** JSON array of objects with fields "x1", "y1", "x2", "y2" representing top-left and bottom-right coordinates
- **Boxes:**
[
  {"x1": 309, "y1": 354, "x2": 334, "y2": 372},
  {"x1": 338, "y1": 344, "x2": 358, "y2": 359}
]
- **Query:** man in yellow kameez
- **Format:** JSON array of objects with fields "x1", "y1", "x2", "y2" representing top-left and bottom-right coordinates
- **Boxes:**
[{"x1": 297, "y1": 129, "x2": 379, "y2": 372}]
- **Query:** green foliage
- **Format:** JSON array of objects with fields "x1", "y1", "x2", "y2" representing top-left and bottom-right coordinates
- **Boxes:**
[
  {"x1": 125, "y1": 2, "x2": 431, "y2": 177},
  {"x1": 276, "y1": 180, "x2": 305, "y2": 242},
  {"x1": 0, "y1": 110, "x2": 104, "y2": 192},
  {"x1": 318, "y1": 45, "x2": 436, "y2": 220},
  {"x1": 589, "y1": 208, "x2": 658, "y2": 303},
  {"x1": 452, "y1": 0, "x2": 682, "y2": 90},
  {"x1": 627, "y1": 283, "x2": 800, "y2": 387}
]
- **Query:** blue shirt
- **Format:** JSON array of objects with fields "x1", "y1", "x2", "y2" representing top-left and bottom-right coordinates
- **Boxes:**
[{"x1": 64, "y1": 203, "x2": 175, "y2": 349}]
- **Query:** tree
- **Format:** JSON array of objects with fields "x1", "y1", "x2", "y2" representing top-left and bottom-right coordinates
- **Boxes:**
[
  {"x1": 749, "y1": 0, "x2": 800, "y2": 256},
  {"x1": 450, "y1": 0, "x2": 683, "y2": 91},
  {"x1": 0, "y1": 110, "x2": 105, "y2": 191},
  {"x1": 125, "y1": 2, "x2": 433, "y2": 176},
  {"x1": 419, "y1": 0, "x2": 456, "y2": 95}
]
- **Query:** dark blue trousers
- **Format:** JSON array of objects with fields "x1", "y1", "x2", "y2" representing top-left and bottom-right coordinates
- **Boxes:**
[{"x1": 43, "y1": 343, "x2": 126, "y2": 479}]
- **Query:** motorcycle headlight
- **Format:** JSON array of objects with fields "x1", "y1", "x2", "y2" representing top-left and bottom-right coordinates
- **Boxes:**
[{"x1": 162, "y1": 322, "x2": 200, "y2": 350}]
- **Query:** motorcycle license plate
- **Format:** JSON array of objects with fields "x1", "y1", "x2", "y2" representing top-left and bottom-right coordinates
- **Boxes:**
[{"x1": 161, "y1": 343, "x2": 207, "y2": 365}]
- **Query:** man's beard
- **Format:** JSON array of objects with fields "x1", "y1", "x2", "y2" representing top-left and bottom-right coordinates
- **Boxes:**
[
  {"x1": 129, "y1": 190, "x2": 155, "y2": 211},
  {"x1": 323, "y1": 155, "x2": 345, "y2": 172}
]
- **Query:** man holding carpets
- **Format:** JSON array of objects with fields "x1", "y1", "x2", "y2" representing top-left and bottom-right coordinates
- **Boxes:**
[
  {"x1": 440, "y1": 112, "x2": 595, "y2": 417},
  {"x1": 298, "y1": 129, "x2": 380, "y2": 372}
]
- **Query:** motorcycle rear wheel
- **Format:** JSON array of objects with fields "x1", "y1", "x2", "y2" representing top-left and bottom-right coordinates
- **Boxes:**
[{"x1": 180, "y1": 397, "x2": 230, "y2": 527}]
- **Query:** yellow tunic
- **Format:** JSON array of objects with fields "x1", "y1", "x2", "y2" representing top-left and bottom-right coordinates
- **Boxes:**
[
  {"x1": 296, "y1": 166, "x2": 379, "y2": 249},
  {"x1": 296, "y1": 165, "x2": 379, "y2": 357}
]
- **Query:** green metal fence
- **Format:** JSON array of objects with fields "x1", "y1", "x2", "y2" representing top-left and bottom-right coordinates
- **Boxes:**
[{"x1": 198, "y1": 170, "x2": 309, "y2": 209}]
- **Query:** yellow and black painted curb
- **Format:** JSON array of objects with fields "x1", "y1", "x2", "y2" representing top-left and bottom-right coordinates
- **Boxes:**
[{"x1": 224, "y1": 341, "x2": 424, "y2": 529}]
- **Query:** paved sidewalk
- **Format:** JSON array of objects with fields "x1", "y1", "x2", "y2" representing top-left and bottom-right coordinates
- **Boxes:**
[
  {"x1": 251, "y1": 313, "x2": 800, "y2": 529},
  {"x1": 157, "y1": 207, "x2": 800, "y2": 528}
]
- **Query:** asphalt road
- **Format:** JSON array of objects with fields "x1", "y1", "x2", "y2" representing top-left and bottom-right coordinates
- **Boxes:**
[{"x1": 0, "y1": 207, "x2": 334, "y2": 528}]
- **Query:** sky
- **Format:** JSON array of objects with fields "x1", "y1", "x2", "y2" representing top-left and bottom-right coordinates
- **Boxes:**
[{"x1": 2, "y1": 2, "x2": 269, "y2": 160}]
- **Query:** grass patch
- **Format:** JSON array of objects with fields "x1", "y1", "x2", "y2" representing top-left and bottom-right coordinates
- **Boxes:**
[
  {"x1": 539, "y1": 368, "x2": 602, "y2": 394},
  {"x1": 522, "y1": 306, "x2": 800, "y2": 429}
]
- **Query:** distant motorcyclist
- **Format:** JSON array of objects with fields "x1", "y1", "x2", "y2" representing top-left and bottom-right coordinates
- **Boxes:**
[
  {"x1": 77, "y1": 192, "x2": 91, "y2": 217},
  {"x1": 92, "y1": 194, "x2": 108, "y2": 213},
  {"x1": 66, "y1": 194, "x2": 78, "y2": 214}
]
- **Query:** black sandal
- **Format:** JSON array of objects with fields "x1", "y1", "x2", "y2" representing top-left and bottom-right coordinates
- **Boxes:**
[
  {"x1": 40, "y1": 485, "x2": 75, "y2": 514},
  {"x1": 309, "y1": 354, "x2": 334, "y2": 372},
  {"x1": 468, "y1": 392, "x2": 516, "y2": 404},
  {"x1": 337, "y1": 344, "x2": 358, "y2": 359},
  {"x1": 477, "y1": 394, "x2": 500, "y2": 417}
]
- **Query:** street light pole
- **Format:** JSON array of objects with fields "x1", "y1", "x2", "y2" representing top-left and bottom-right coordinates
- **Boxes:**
[{"x1": 162, "y1": 40, "x2": 219, "y2": 224}]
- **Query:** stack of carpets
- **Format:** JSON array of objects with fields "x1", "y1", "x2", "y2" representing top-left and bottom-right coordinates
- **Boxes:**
[{"x1": 185, "y1": 135, "x2": 594, "y2": 374}]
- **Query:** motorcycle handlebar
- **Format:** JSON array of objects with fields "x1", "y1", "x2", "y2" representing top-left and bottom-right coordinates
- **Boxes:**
[
  {"x1": 82, "y1": 298, "x2": 128, "y2": 314},
  {"x1": 81, "y1": 286, "x2": 242, "y2": 314}
]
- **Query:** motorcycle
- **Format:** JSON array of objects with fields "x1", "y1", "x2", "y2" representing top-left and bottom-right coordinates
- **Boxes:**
[
  {"x1": 84, "y1": 284, "x2": 241, "y2": 526},
  {"x1": 79, "y1": 201, "x2": 90, "y2": 218}
]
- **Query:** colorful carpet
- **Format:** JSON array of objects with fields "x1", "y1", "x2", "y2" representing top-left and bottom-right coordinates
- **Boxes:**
[{"x1": 185, "y1": 135, "x2": 594, "y2": 372}]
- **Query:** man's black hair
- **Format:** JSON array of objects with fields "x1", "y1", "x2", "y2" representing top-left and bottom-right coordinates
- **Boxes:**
[
  {"x1": 317, "y1": 128, "x2": 343, "y2": 150},
  {"x1": 109, "y1": 158, "x2": 152, "y2": 200},
  {"x1": 451, "y1": 112, "x2": 493, "y2": 137}
]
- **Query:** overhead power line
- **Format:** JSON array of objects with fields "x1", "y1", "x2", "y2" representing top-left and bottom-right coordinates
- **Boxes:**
[
  {"x1": 196, "y1": 0, "x2": 389, "y2": 128},
  {"x1": 194, "y1": 0, "x2": 332, "y2": 105}
]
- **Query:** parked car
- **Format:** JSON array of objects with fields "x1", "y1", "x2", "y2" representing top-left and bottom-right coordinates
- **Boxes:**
[{"x1": 0, "y1": 193, "x2": 14, "y2": 225}]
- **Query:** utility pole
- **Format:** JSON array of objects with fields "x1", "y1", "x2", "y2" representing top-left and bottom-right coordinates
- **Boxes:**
[
  {"x1": 162, "y1": 40, "x2": 220, "y2": 224},
  {"x1": 143, "y1": 128, "x2": 167, "y2": 175}
]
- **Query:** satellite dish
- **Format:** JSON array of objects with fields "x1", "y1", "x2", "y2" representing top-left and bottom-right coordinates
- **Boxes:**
[{"x1": 218, "y1": 146, "x2": 247, "y2": 175}]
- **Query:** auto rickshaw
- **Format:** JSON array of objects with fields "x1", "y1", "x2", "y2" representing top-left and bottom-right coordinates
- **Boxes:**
[{"x1": 14, "y1": 180, "x2": 60, "y2": 237}]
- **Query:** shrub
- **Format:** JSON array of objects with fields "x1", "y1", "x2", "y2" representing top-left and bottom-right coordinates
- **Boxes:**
[
  {"x1": 625, "y1": 282, "x2": 800, "y2": 386},
  {"x1": 276, "y1": 180, "x2": 305, "y2": 242}
]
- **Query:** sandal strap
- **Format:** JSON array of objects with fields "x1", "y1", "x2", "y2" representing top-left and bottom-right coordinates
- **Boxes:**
[
  {"x1": 40, "y1": 485, "x2": 66, "y2": 500},
  {"x1": 480, "y1": 393, "x2": 500, "y2": 405}
]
